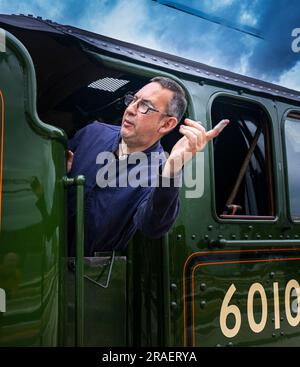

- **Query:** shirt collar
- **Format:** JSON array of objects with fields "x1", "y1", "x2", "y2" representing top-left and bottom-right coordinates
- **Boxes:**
[{"x1": 111, "y1": 130, "x2": 163, "y2": 156}]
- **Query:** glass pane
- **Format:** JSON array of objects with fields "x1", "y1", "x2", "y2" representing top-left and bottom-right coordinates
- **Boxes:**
[{"x1": 285, "y1": 115, "x2": 300, "y2": 220}]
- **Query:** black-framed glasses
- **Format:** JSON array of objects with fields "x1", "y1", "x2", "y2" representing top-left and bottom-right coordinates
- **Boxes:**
[{"x1": 124, "y1": 93, "x2": 172, "y2": 117}]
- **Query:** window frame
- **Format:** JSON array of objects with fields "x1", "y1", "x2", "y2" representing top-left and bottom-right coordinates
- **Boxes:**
[
  {"x1": 208, "y1": 92, "x2": 278, "y2": 223},
  {"x1": 282, "y1": 108, "x2": 300, "y2": 224}
]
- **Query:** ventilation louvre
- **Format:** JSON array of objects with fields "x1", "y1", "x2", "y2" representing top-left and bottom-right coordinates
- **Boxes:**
[{"x1": 88, "y1": 77, "x2": 129, "y2": 92}]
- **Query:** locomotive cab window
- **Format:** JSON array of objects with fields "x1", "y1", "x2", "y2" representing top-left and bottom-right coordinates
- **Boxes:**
[
  {"x1": 211, "y1": 96, "x2": 275, "y2": 219},
  {"x1": 284, "y1": 112, "x2": 300, "y2": 221}
]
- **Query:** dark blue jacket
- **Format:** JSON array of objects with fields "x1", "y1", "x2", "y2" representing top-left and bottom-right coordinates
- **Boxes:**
[{"x1": 68, "y1": 122, "x2": 180, "y2": 255}]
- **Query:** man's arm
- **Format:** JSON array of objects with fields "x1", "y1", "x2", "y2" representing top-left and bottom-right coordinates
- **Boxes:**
[
  {"x1": 133, "y1": 173, "x2": 180, "y2": 238},
  {"x1": 134, "y1": 118, "x2": 230, "y2": 238},
  {"x1": 67, "y1": 124, "x2": 91, "y2": 173},
  {"x1": 162, "y1": 118, "x2": 230, "y2": 177}
]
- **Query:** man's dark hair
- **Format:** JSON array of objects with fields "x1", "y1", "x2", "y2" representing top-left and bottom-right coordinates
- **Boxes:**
[{"x1": 150, "y1": 76, "x2": 187, "y2": 122}]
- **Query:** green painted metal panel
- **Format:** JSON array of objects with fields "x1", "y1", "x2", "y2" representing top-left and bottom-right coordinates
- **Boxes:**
[
  {"x1": 0, "y1": 32, "x2": 66, "y2": 346},
  {"x1": 64, "y1": 255, "x2": 127, "y2": 346}
]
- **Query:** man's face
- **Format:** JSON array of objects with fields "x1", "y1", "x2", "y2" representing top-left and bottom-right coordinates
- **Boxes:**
[{"x1": 121, "y1": 82, "x2": 174, "y2": 150}]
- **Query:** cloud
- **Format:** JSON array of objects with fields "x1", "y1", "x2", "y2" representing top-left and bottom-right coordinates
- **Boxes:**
[
  {"x1": 77, "y1": 0, "x2": 177, "y2": 52},
  {"x1": 240, "y1": 10, "x2": 257, "y2": 27},
  {"x1": 278, "y1": 61, "x2": 300, "y2": 91},
  {"x1": 201, "y1": 0, "x2": 237, "y2": 12},
  {"x1": 246, "y1": 0, "x2": 300, "y2": 81},
  {"x1": 1, "y1": 0, "x2": 299, "y2": 91},
  {"x1": 0, "y1": 0, "x2": 65, "y2": 20}
]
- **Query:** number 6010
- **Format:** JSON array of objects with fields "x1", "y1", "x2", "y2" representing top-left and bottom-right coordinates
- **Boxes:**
[{"x1": 220, "y1": 280, "x2": 300, "y2": 338}]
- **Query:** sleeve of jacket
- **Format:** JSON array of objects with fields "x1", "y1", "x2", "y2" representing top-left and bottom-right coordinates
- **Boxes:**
[{"x1": 133, "y1": 167, "x2": 182, "y2": 238}]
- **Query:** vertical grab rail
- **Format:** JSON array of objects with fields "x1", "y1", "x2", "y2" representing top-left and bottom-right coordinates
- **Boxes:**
[{"x1": 64, "y1": 175, "x2": 85, "y2": 346}]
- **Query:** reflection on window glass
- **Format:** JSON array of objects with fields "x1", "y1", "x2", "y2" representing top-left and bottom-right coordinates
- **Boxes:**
[{"x1": 285, "y1": 115, "x2": 300, "y2": 220}]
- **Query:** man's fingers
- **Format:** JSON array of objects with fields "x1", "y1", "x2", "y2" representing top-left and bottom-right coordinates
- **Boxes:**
[
  {"x1": 206, "y1": 119, "x2": 230, "y2": 141},
  {"x1": 214, "y1": 119, "x2": 230, "y2": 133},
  {"x1": 179, "y1": 126, "x2": 199, "y2": 150},
  {"x1": 180, "y1": 126, "x2": 206, "y2": 151},
  {"x1": 184, "y1": 118, "x2": 205, "y2": 131},
  {"x1": 180, "y1": 125, "x2": 205, "y2": 148},
  {"x1": 67, "y1": 150, "x2": 74, "y2": 173}
]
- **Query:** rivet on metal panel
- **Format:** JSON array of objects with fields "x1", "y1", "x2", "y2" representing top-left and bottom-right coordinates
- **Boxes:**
[
  {"x1": 102, "y1": 43, "x2": 107, "y2": 47},
  {"x1": 269, "y1": 272, "x2": 275, "y2": 279},
  {"x1": 140, "y1": 54, "x2": 145, "y2": 58},
  {"x1": 200, "y1": 283, "x2": 206, "y2": 291},
  {"x1": 227, "y1": 342, "x2": 233, "y2": 347},
  {"x1": 208, "y1": 240, "x2": 216, "y2": 249},
  {"x1": 272, "y1": 333, "x2": 276, "y2": 338},
  {"x1": 163, "y1": 60, "x2": 169, "y2": 64},
  {"x1": 177, "y1": 234, "x2": 182, "y2": 240},
  {"x1": 204, "y1": 234, "x2": 209, "y2": 240},
  {"x1": 256, "y1": 234, "x2": 261, "y2": 239},
  {"x1": 244, "y1": 234, "x2": 249, "y2": 239},
  {"x1": 286, "y1": 235, "x2": 290, "y2": 239},
  {"x1": 170, "y1": 283, "x2": 177, "y2": 292},
  {"x1": 171, "y1": 302, "x2": 177, "y2": 309},
  {"x1": 208, "y1": 225, "x2": 213, "y2": 230},
  {"x1": 248, "y1": 225, "x2": 253, "y2": 230},
  {"x1": 218, "y1": 239, "x2": 226, "y2": 248},
  {"x1": 152, "y1": 57, "x2": 157, "y2": 61},
  {"x1": 231, "y1": 234, "x2": 236, "y2": 239},
  {"x1": 115, "y1": 46, "x2": 120, "y2": 50},
  {"x1": 200, "y1": 301, "x2": 206, "y2": 309},
  {"x1": 191, "y1": 234, "x2": 196, "y2": 240},
  {"x1": 268, "y1": 234, "x2": 272, "y2": 239}
]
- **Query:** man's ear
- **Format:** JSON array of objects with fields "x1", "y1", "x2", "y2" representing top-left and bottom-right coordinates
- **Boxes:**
[{"x1": 158, "y1": 116, "x2": 178, "y2": 135}]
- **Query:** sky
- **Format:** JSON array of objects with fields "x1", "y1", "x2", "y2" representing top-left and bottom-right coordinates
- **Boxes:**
[{"x1": 0, "y1": 0, "x2": 300, "y2": 91}]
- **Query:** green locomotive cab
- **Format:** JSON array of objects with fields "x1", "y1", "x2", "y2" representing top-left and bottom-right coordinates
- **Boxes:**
[{"x1": 0, "y1": 14, "x2": 300, "y2": 347}]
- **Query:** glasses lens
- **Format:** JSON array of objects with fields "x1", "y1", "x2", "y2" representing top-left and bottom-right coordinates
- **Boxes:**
[
  {"x1": 124, "y1": 94, "x2": 134, "y2": 106},
  {"x1": 138, "y1": 101, "x2": 149, "y2": 114}
]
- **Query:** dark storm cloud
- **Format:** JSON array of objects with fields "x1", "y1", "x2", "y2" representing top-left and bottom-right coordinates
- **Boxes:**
[{"x1": 244, "y1": 0, "x2": 300, "y2": 80}]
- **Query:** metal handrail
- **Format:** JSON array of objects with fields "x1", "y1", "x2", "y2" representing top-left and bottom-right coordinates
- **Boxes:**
[{"x1": 64, "y1": 175, "x2": 85, "y2": 347}]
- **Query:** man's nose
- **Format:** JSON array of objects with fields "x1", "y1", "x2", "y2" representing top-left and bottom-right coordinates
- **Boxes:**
[{"x1": 126, "y1": 100, "x2": 138, "y2": 115}]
